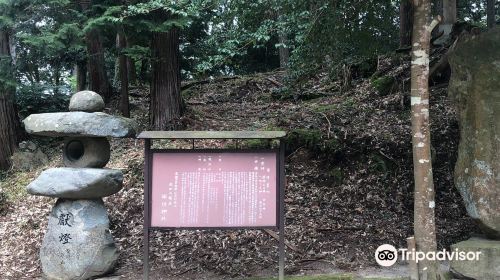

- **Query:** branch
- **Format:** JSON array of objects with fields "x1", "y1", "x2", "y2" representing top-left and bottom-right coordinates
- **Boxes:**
[
  {"x1": 428, "y1": 15, "x2": 442, "y2": 33},
  {"x1": 263, "y1": 229, "x2": 302, "y2": 253}
]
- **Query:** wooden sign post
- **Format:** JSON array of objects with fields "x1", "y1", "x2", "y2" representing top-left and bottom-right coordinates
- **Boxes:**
[{"x1": 138, "y1": 131, "x2": 287, "y2": 280}]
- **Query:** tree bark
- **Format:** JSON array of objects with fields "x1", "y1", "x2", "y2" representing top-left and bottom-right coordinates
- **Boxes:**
[
  {"x1": 53, "y1": 64, "x2": 61, "y2": 95},
  {"x1": 278, "y1": 34, "x2": 289, "y2": 69},
  {"x1": 487, "y1": 0, "x2": 496, "y2": 29},
  {"x1": 400, "y1": 0, "x2": 414, "y2": 47},
  {"x1": 150, "y1": 28, "x2": 182, "y2": 130},
  {"x1": 76, "y1": 60, "x2": 87, "y2": 91},
  {"x1": 86, "y1": 29, "x2": 112, "y2": 101},
  {"x1": 442, "y1": 0, "x2": 456, "y2": 24},
  {"x1": 0, "y1": 30, "x2": 20, "y2": 170},
  {"x1": 411, "y1": 1, "x2": 440, "y2": 279},
  {"x1": 125, "y1": 36, "x2": 137, "y2": 85},
  {"x1": 118, "y1": 31, "x2": 130, "y2": 117}
]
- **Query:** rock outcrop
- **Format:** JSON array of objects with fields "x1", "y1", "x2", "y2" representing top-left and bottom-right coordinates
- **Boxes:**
[{"x1": 448, "y1": 28, "x2": 500, "y2": 239}]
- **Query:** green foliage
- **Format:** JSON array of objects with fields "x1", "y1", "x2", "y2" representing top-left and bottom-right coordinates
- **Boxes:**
[
  {"x1": 371, "y1": 76, "x2": 395, "y2": 96},
  {"x1": 16, "y1": 84, "x2": 70, "y2": 117},
  {"x1": 285, "y1": 129, "x2": 323, "y2": 151},
  {"x1": 1, "y1": 0, "x2": 493, "y2": 113}
]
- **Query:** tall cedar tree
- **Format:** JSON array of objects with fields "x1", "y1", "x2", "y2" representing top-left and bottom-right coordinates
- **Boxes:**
[
  {"x1": 126, "y1": 36, "x2": 137, "y2": 85},
  {"x1": 117, "y1": 31, "x2": 130, "y2": 117},
  {"x1": 487, "y1": 0, "x2": 496, "y2": 28},
  {"x1": 150, "y1": 27, "x2": 182, "y2": 130},
  {"x1": 76, "y1": 60, "x2": 87, "y2": 91},
  {"x1": 0, "y1": 30, "x2": 20, "y2": 170},
  {"x1": 86, "y1": 29, "x2": 112, "y2": 101},
  {"x1": 400, "y1": 0, "x2": 414, "y2": 47},
  {"x1": 79, "y1": 0, "x2": 112, "y2": 100},
  {"x1": 411, "y1": 0, "x2": 441, "y2": 279}
]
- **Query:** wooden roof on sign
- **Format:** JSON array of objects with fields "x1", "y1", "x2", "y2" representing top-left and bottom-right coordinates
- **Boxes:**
[{"x1": 137, "y1": 131, "x2": 287, "y2": 139}]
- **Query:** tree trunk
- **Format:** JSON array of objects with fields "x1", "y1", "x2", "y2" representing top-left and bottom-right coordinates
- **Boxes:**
[
  {"x1": 442, "y1": 0, "x2": 456, "y2": 24},
  {"x1": 278, "y1": 34, "x2": 289, "y2": 69},
  {"x1": 400, "y1": 0, "x2": 414, "y2": 48},
  {"x1": 411, "y1": 1, "x2": 440, "y2": 279},
  {"x1": 0, "y1": 30, "x2": 20, "y2": 171},
  {"x1": 118, "y1": 31, "x2": 130, "y2": 117},
  {"x1": 433, "y1": 0, "x2": 443, "y2": 17},
  {"x1": 125, "y1": 36, "x2": 137, "y2": 85},
  {"x1": 139, "y1": 59, "x2": 148, "y2": 86},
  {"x1": 86, "y1": 29, "x2": 112, "y2": 101},
  {"x1": 487, "y1": 0, "x2": 496, "y2": 29},
  {"x1": 53, "y1": 64, "x2": 61, "y2": 95},
  {"x1": 76, "y1": 60, "x2": 87, "y2": 91},
  {"x1": 150, "y1": 28, "x2": 182, "y2": 130}
]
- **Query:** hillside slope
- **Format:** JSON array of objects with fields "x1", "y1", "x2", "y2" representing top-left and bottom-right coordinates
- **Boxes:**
[{"x1": 0, "y1": 55, "x2": 476, "y2": 279}]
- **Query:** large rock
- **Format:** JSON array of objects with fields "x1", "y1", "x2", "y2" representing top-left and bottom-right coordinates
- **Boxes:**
[
  {"x1": 23, "y1": 112, "x2": 137, "y2": 138},
  {"x1": 450, "y1": 237, "x2": 500, "y2": 280},
  {"x1": 448, "y1": 28, "x2": 500, "y2": 239},
  {"x1": 40, "y1": 199, "x2": 118, "y2": 280},
  {"x1": 69, "y1": 91, "x2": 105, "y2": 112},
  {"x1": 10, "y1": 141, "x2": 49, "y2": 171},
  {"x1": 27, "y1": 168, "x2": 123, "y2": 199}
]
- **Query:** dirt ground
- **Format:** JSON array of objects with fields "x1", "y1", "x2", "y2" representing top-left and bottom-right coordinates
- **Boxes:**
[{"x1": 0, "y1": 62, "x2": 477, "y2": 279}]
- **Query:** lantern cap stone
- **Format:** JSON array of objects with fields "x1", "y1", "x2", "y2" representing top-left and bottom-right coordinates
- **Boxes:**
[{"x1": 23, "y1": 112, "x2": 138, "y2": 138}]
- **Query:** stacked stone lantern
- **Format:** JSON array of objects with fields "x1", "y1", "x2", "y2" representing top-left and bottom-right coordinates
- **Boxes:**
[{"x1": 23, "y1": 91, "x2": 137, "y2": 280}]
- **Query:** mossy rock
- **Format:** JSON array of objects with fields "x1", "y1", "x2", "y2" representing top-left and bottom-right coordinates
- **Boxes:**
[
  {"x1": 328, "y1": 167, "x2": 343, "y2": 186},
  {"x1": 285, "y1": 129, "x2": 323, "y2": 152},
  {"x1": 449, "y1": 28, "x2": 500, "y2": 238},
  {"x1": 371, "y1": 76, "x2": 395, "y2": 96}
]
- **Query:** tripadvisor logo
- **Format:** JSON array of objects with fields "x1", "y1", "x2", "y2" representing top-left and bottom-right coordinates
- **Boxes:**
[
  {"x1": 375, "y1": 244, "x2": 482, "y2": 267},
  {"x1": 375, "y1": 244, "x2": 398, "y2": 267}
]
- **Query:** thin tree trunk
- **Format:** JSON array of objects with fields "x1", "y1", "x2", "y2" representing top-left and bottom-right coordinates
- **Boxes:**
[
  {"x1": 76, "y1": 60, "x2": 87, "y2": 91},
  {"x1": 139, "y1": 59, "x2": 148, "y2": 86},
  {"x1": 53, "y1": 64, "x2": 61, "y2": 95},
  {"x1": 113, "y1": 57, "x2": 120, "y2": 88},
  {"x1": 400, "y1": 0, "x2": 414, "y2": 47},
  {"x1": 0, "y1": 30, "x2": 20, "y2": 170},
  {"x1": 278, "y1": 34, "x2": 289, "y2": 69},
  {"x1": 86, "y1": 29, "x2": 112, "y2": 101},
  {"x1": 442, "y1": 0, "x2": 456, "y2": 24},
  {"x1": 150, "y1": 28, "x2": 182, "y2": 130},
  {"x1": 487, "y1": 0, "x2": 496, "y2": 29},
  {"x1": 411, "y1": 0, "x2": 441, "y2": 279},
  {"x1": 118, "y1": 31, "x2": 130, "y2": 117},
  {"x1": 34, "y1": 64, "x2": 40, "y2": 83},
  {"x1": 125, "y1": 36, "x2": 137, "y2": 85}
]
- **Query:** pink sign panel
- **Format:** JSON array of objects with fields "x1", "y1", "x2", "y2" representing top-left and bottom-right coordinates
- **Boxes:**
[{"x1": 151, "y1": 152, "x2": 278, "y2": 228}]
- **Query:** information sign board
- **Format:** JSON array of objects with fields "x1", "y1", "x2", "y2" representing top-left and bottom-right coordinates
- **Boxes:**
[{"x1": 151, "y1": 151, "x2": 278, "y2": 228}]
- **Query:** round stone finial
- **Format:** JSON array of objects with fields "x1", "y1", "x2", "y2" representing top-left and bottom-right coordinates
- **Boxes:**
[{"x1": 69, "y1": 91, "x2": 105, "y2": 112}]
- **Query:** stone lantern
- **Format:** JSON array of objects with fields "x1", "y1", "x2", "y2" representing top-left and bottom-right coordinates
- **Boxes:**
[{"x1": 23, "y1": 91, "x2": 138, "y2": 280}]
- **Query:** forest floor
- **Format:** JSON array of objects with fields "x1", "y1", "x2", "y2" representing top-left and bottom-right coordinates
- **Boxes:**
[{"x1": 0, "y1": 53, "x2": 477, "y2": 279}]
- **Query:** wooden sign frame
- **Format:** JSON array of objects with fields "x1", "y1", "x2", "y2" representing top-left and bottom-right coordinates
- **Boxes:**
[{"x1": 138, "y1": 131, "x2": 286, "y2": 280}]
